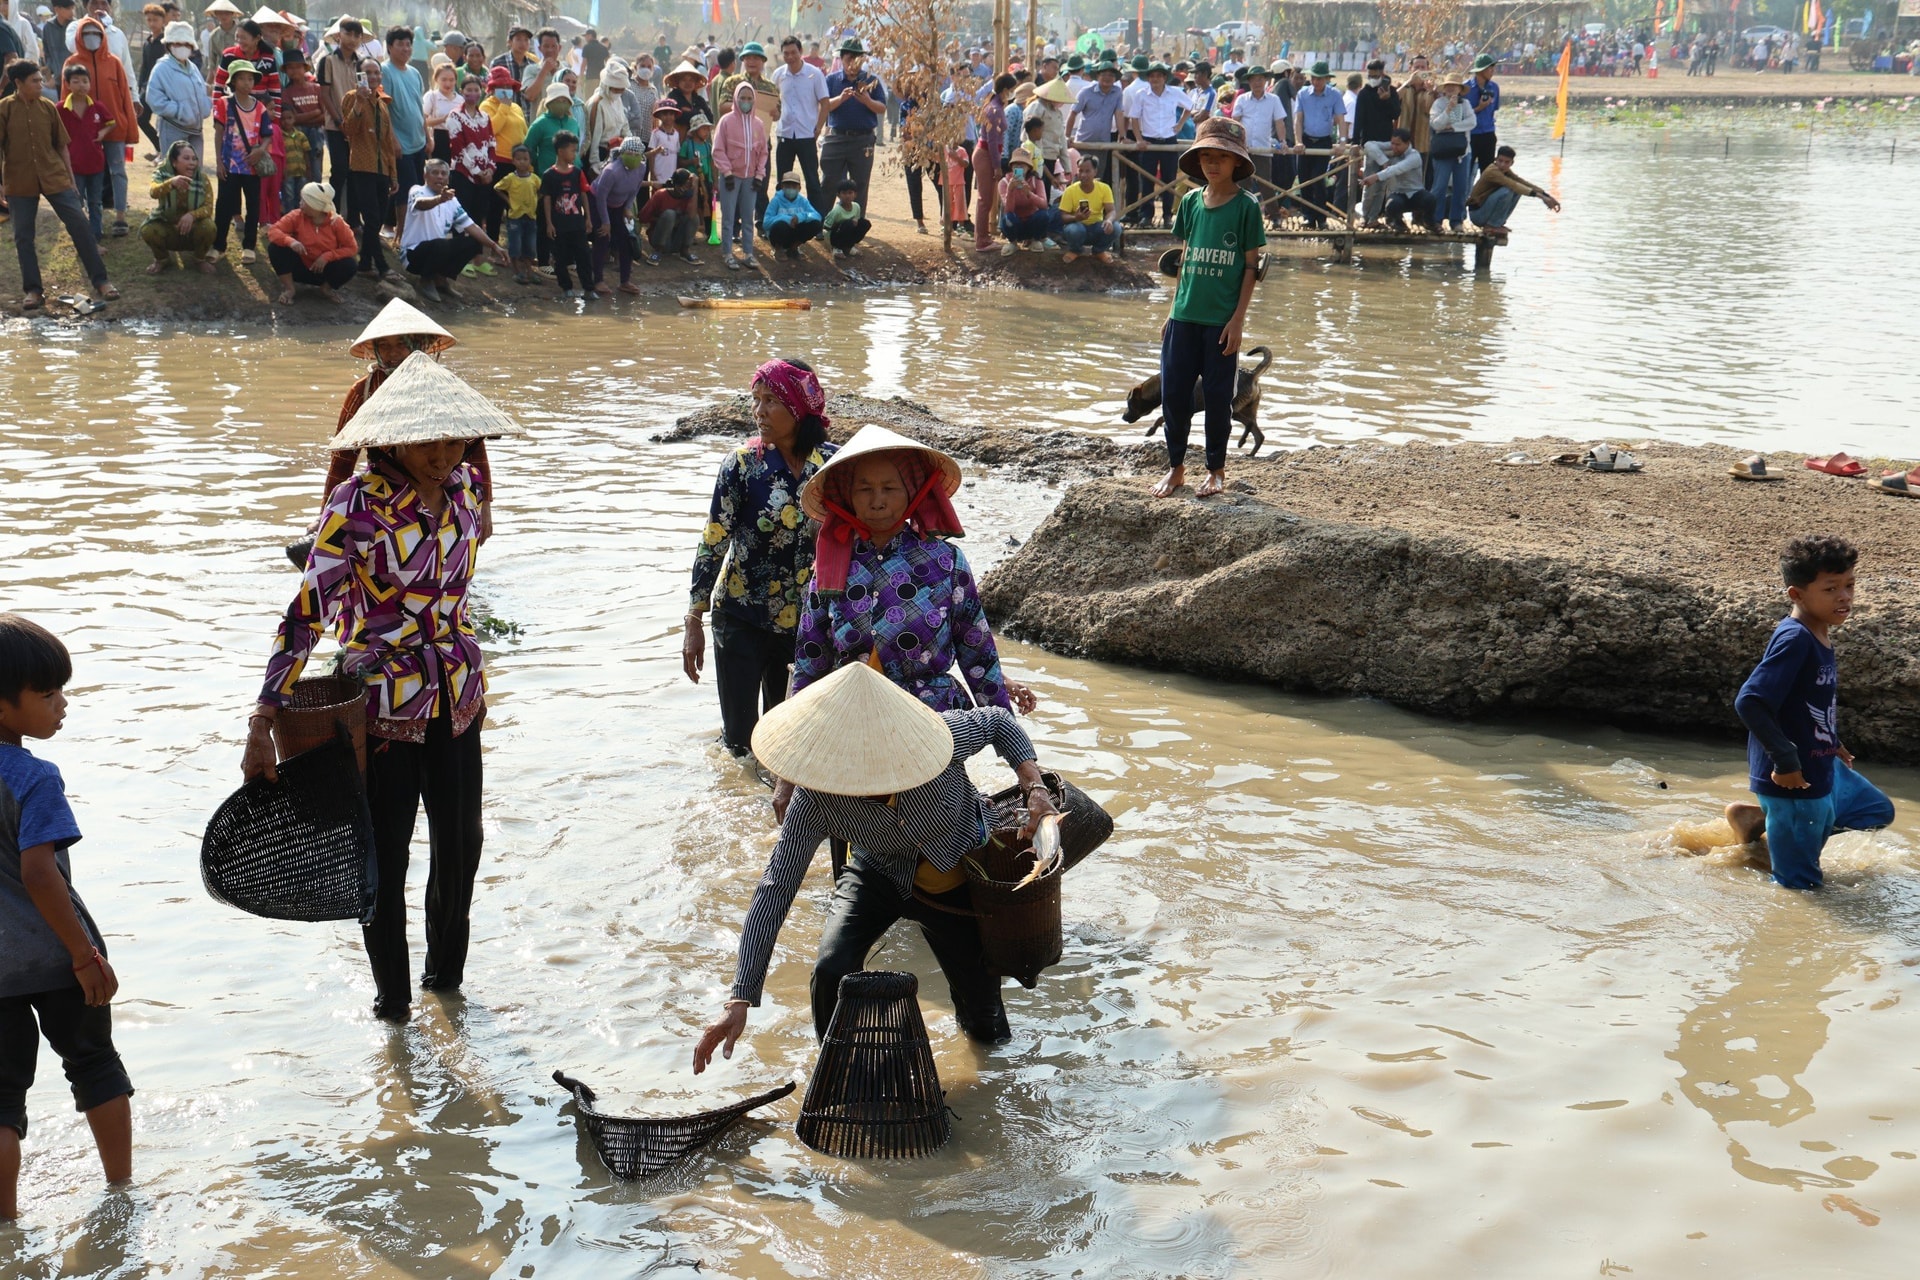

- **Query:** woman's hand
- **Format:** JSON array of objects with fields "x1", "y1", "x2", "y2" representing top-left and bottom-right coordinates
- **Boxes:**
[
  {"x1": 1006, "y1": 680, "x2": 1038, "y2": 715},
  {"x1": 176, "y1": 213, "x2": 193, "y2": 235},
  {"x1": 772, "y1": 777, "x2": 795, "y2": 823},
  {"x1": 1019, "y1": 785, "x2": 1059, "y2": 843},
  {"x1": 241, "y1": 716, "x2": 279, "y2": 782},
  {"x1": 692, "y1": 1002, "x2": 748, "y2": 1074},
  {"x1": 682, "y1": 613, "x2": 705, "y2": 682}
]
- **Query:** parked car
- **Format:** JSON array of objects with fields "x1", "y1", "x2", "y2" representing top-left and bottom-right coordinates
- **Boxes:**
[
  {"x1": 1740, "y1": 25, "x2": 1791, "y2": 43},
  {"x1": 1211, "y1": 20, "x2": 1263, "y2": 45},
  {"x1": 1583, "y1": 22, "x2": 1607, "y2": 37},
  {"x1": 1094, "y1": 19, "x2": 1129, "y2": 41}
]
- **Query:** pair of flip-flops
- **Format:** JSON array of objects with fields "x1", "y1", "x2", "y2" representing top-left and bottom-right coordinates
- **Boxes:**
[
  {"x1": 1552, "y1": 444, "x2": 1643, "y2": 473},
  {"x1": 1805, "y1": 452, "x2": 1866, "y2": 477}
]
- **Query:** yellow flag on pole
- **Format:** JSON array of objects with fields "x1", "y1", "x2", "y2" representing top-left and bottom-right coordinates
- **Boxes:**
[{"x1": 1551, "y1": 39, "x2": 1572, "y2": 140}]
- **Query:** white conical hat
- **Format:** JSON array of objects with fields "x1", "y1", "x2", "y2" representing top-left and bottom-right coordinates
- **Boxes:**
[
  {"x1": 248, "y1": 5, "x2": 286, "y2": 24},
  {"x1": 349, "y1": 297, "x2": 456, "y2": 359},
  {"x1": 751, "y1": 662, "x2": 955, "y2": 796},
  {"x1": 798, "y1": 424, "x2": 962, "y2": 523},
  {"x1": 331, "y1": 353, "x2": 518, "y2": 451}
]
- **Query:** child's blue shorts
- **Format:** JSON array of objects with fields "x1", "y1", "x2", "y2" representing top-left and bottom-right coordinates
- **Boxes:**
[
  {"x1": 1756, "y1": 762, "x2": 1895, "y2": 890},
  {"x1": 505, "y1": 216, "x2": 537, "y2": 260}
]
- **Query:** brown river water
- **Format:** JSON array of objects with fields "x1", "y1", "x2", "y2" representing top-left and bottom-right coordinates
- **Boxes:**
[{"x1": 4, "y1": 123, "x2": 1920, "y2": 1278}]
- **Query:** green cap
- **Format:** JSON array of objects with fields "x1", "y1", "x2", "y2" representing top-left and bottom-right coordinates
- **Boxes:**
[
  {"x1": 1246, "y1": 64, "x2": 1269, "y2": 78},
  {"x1": 740, "y1": 41, "x2": 766, "y2": 59},
  {"x1": 1065, "y1": 52, "x2": 1085, "y2": 71},
  {"x1": 838, "y1": 37, "x2": 866, "y2": 56},
  {"x1": 1310, "y1": 59, "x2": 1331, "y2": 78},
  {"x1": 1148, "y1": 60, "x2": 1170, "y2": 76},
  {"x1": 1472, "y1": 53, "x2": 1497, "y2": 71},
  {"x1": 1129, "y1": 54, "x2": 1149, "y2": 72}
]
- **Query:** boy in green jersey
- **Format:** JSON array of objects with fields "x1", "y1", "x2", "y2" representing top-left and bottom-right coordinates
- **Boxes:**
[{"x1": 1151, "y1": 115, "x2": 1266, "y2": 500}]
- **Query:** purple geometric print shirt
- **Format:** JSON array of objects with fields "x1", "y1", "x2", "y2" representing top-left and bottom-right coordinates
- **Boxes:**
[
  {"x1": 261, "y1": 458, "x2": 487, "y2": 742},
  {"x1": 790, "y1": 530, "x2": 1011, "y2": 712}
]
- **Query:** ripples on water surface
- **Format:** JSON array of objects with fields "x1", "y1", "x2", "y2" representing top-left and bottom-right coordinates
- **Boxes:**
[{"x1": 4, "y1": 122, "x2": 1920, "y2": 1278}]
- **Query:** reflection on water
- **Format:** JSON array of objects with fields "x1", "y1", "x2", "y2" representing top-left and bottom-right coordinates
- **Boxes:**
[{"x1": 3, "y1": 123, "x2": 1920, "y2": 1277}]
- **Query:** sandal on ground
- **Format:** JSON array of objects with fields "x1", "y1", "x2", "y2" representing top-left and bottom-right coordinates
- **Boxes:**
[
  {"x1": 1555, "y1": 444, "x2": 1642, "y2": 473},
  {"x1": 95, "y1": 284, "x2": 119, "y2": 301},
  {"x1": 22, "y1": 291, "x2": 43, "y2": 310},
  {"x1": 1875, "y1": 471, "x2": 1920, "y2": 498},
  {"x1": 1729, "y1": 455, "x2": 1784, "y2": 481},
  {"x1": 1495, "y1": 451, "x2": 1542, "y2": 466},
  {"x1": 1804, "y1": 452, "x2": 1865, "y2": 477}
]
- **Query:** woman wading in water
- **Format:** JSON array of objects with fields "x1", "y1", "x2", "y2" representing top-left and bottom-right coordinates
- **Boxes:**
[
  {"x1": 683, "y1": 359, "x2": 838, "y2": 757},
  {"x1": 242, "y1": 356, "x2": 515, "y2": 1023}
]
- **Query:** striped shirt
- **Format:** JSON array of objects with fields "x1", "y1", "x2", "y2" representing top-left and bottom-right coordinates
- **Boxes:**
[{"x1": 729, "y1": 706, "x2": 1037, "y2": 1004}]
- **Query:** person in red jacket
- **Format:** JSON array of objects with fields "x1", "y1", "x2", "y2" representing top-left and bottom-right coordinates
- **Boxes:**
[
  {"x1": 61, "y1": 14, "x2": 136, "y2": 236},
  {"x1": 265, "y1": 180, "x2": 357, "y2": 302}
]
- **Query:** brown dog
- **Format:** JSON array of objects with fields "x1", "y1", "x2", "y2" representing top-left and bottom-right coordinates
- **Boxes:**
[{"x1": 1120, "y1": 345, "x2": 1273, "y2": 458}]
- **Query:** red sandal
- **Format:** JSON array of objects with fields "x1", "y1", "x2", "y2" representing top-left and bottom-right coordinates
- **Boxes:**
[{"x1": 1804, "y1": 452, "x2": 1865, "y2": 477}]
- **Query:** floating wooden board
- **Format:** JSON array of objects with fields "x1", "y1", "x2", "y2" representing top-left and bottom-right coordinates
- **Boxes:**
[{"x1": 675, "y1": 296, "x2": 813, "y2": 310}]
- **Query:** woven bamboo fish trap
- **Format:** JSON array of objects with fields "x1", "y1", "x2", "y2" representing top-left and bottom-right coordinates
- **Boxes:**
[
  {"x1": 964, "y1": 832, "x2": 1063, "y2": 990},
  {"x1": 985, "y1": 772, "x2": 1115, "y2": 872},
  {"x1": 551, "y1": 1070, "x2": 797, "y2": 1181},
  {"x1": 272, "y1": 674, "x2": 368, "y2": 774},
  {"x1": 796, "y1": 971, "x2": 950, "y2": 1160},
  {"x1": 200, "y1": 732, "x2": 378, "y2": 924}
]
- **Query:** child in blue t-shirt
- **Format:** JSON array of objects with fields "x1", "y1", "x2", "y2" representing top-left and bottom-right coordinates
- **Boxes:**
[
  {"x1": 1726, "y1": 536, "x2": 1894, "y2": 889},
  {"x1": 0, "y1": 614, "x2": 132, "y2": 1220}
]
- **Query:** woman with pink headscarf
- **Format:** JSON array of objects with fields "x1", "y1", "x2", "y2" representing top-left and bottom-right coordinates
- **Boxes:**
[{"x1": 684, "y1": 358, "x2": 838, "y2": 757}]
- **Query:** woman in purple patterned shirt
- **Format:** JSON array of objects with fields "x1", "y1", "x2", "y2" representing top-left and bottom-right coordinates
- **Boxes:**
[{"x1": 241, "y1": 356, "x2": 514, "y2": 1024}]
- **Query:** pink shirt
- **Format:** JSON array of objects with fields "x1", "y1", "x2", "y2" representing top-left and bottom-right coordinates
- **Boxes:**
[{"x1": 712, "y1": 106, "x2": 768, "y2": 180}]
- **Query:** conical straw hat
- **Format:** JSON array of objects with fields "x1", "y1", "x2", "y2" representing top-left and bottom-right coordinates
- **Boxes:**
[
  {"x1": 331, "y1": 353, "x2": 519, "y2": 451},
  {"x1": 349, "y1": 297, "x2": 457, "y2": 360},
  {"x1": 751, "y1": 662, "x2": 955, "y2": 796},
  {"x1": 799, "y1": 425, "x2": 963, "y2": 524}
]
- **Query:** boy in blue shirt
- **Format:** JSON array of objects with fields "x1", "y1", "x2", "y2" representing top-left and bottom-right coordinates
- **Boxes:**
[
  {"x1": 1726, "y1": 536, "x2": 1894, "y2": 889},
  {"x1": 0, "y1": 614, "x2": 132, "y2": 1220}
]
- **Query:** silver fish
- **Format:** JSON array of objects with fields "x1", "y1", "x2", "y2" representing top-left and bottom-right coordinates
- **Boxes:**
[{"x1": 1013, "y1": 815, "x2": 1063, "y2": 891}]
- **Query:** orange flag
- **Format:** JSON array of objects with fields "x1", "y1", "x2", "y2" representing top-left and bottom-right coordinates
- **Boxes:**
[
  {"x1": 1551, "y1": 39, "x2": 1572, "y2": 140},
  {"x1": 1674, "y1": 0, "x2": 1687, "y2": 34}
]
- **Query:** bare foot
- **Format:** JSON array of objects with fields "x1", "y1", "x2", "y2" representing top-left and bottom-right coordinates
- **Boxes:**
[
  {"x1": 144, "y1": 260, "x2": 164, "y2": 275},
  {"x1": 1195, "y1": 469, "x2": 1226, "y2": 497},
  {"x1": 1724, "y1": 802, "x2": 1766, "y2": 846},
  {"x1": 275, "y1": 287, "x2": 295, "y2": 304},
  {"x1": 319, "y1": 285, "x2": 343, "y2": 304},
  {"x1": 1150, "y1": 465, "x2": 1186, "y2": 498}
]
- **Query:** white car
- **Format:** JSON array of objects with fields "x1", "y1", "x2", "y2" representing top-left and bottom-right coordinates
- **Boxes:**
[
  {"x1": 1094, "y1": 20, "x2": 1128, "y2": 41},
  {"x1": 1212, "y1": 21, "x2": 1262, "y2": 45},
  {"x1": 1740, "y1": 25, "x2": 1791, "y2": 43}
]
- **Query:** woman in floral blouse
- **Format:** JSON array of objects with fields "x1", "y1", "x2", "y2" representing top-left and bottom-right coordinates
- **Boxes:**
[
  {"x1": 241, "y1": 356, "x2": 516, "y2": 1024},
  {"x1": 683, "y1": 358, "x2": 838, "y2": 756}
]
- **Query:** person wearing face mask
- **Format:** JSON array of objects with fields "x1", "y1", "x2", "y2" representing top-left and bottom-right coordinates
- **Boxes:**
[
  {"x1": 143, "y1": 19, "x2": 207, "y2": 157},
  {"x1": 1352, "y1": 59, "x2": 1400, "y2": 146},
  {"x1": 587, "y1": 133, "x2": 646, "y2": 291},
  {"x1": 476, "y1": 65, "x2": 522, "y2": 242},
  {"x1": 62, "y1": 12, "x2": 135, "y2": 234},
  {"x1": 995, "y1": 144, "x2": 1054, "y2": 254}
]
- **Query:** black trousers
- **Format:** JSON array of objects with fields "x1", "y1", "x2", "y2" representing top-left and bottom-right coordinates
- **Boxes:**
[
  {"x1": 767, "y1": 218, "x2": 822, "y2": 249},
  {"x1": 215, "y1": 173, "x2": 262, "y2": 250},
  {"x1": 0, "y1": 985, "x2": 134, "y2": 1137},
  {"x1": 775, "y1": 135, "x2": 824, "y2": 214},
  {"x1": 550, "y1": 225, "x2": 593, "y2": 290},
  {"x1": 364, "y1": 716, "x2": 484, "y2": 1016},
  {"x1": 1298, "y1": 134, "x2": 1333, "y2": 226},
  {"x1": 1470, "y1": 131, "x2": 1497, "y2": 176},
  {"x1": 1138, "y1": 136, "x2": 1177, "y2": 224},
  {"x1": 348, "y1": 171, "x2": 390, "y2": 272},
  {"x1": 811, "y1": 858, "x2": 1007, "y2": 1043},
  {"x1": 712, "y1": 611, "x2": 793, "y2": 755},
  {"x1": 406, "y1": 234, "x2": 482, "y2": 280},
  {"x1": 1161, "y1": 318, "x2": 1237, "y2": 473},
  {"x1": 324, "y1": 128, "x2": 351, "y2": 202},
  {"x1": 266, "y1": 243, "x2": 357, "y2": 286},
  {"x1": 1384, "y1": 189, "x2": 1438, "y2": 228},
  {"x1": 828, "y1": 217, "x2": 870, "y2": 251},
  {"x1": 904, "y1": 164, "x2": 925, "y2": 221}
]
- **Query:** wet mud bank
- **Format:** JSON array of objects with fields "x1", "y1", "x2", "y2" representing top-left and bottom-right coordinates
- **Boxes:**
[{"x1": 977, "y1": 436, "x2": 1920, "y2": 762}]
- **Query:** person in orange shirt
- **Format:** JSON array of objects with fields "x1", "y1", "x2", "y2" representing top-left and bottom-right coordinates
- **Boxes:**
[
  {"x1": 60, "y1": 13, "x2": 136, "y2": 236},
  {"x1": 265, "y1": 180, "x2": 357, "y2": 302}
]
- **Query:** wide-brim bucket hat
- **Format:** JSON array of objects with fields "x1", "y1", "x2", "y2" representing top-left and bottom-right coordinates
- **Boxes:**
[
  {"x1": 331, "y1": 353, "x2": 518, "y2": 450},
  {"x1": 162, "y1": 19, "x2": 194, "y2": 43},
  {"x1": 1309, "y1": 60, "x2": 1332, "y2": 78},
  {"x1": 797, "y1": 424, "x2": 963, "y2": 524},
  {"x1": 1179, "y1": 116, "x2": 1254, "y2": 183},
  {"x1": 1472, "y1": 53, "x2": 1498, "y2": 71},
  {"x1": 350, "y1": 297, "x2": 455, "y2": 359},
  {"x1": 838, "y1": 37, "x2": 866, "y2": 56},
  {"x1": 751, "y1": 662, "x2": 955, "y2": 796}
]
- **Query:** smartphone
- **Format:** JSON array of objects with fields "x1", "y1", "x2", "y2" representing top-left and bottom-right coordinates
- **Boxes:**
[{"x1": 356, "y1": 72, "x2": 368, "y2": 90}]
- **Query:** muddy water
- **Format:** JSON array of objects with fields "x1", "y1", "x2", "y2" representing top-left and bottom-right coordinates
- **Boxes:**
[{"x1": 6, "y1": 124, "x2": 1920, "y2": 1279}]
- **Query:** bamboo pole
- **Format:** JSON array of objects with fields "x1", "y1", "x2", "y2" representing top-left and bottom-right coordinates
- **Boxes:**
[
  {"x1": 676, "y1": 297, "x2": 814, "y2": 309},
  {"x1": 993, "y1": 0, "x2": 1009, "y2": 77}
]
